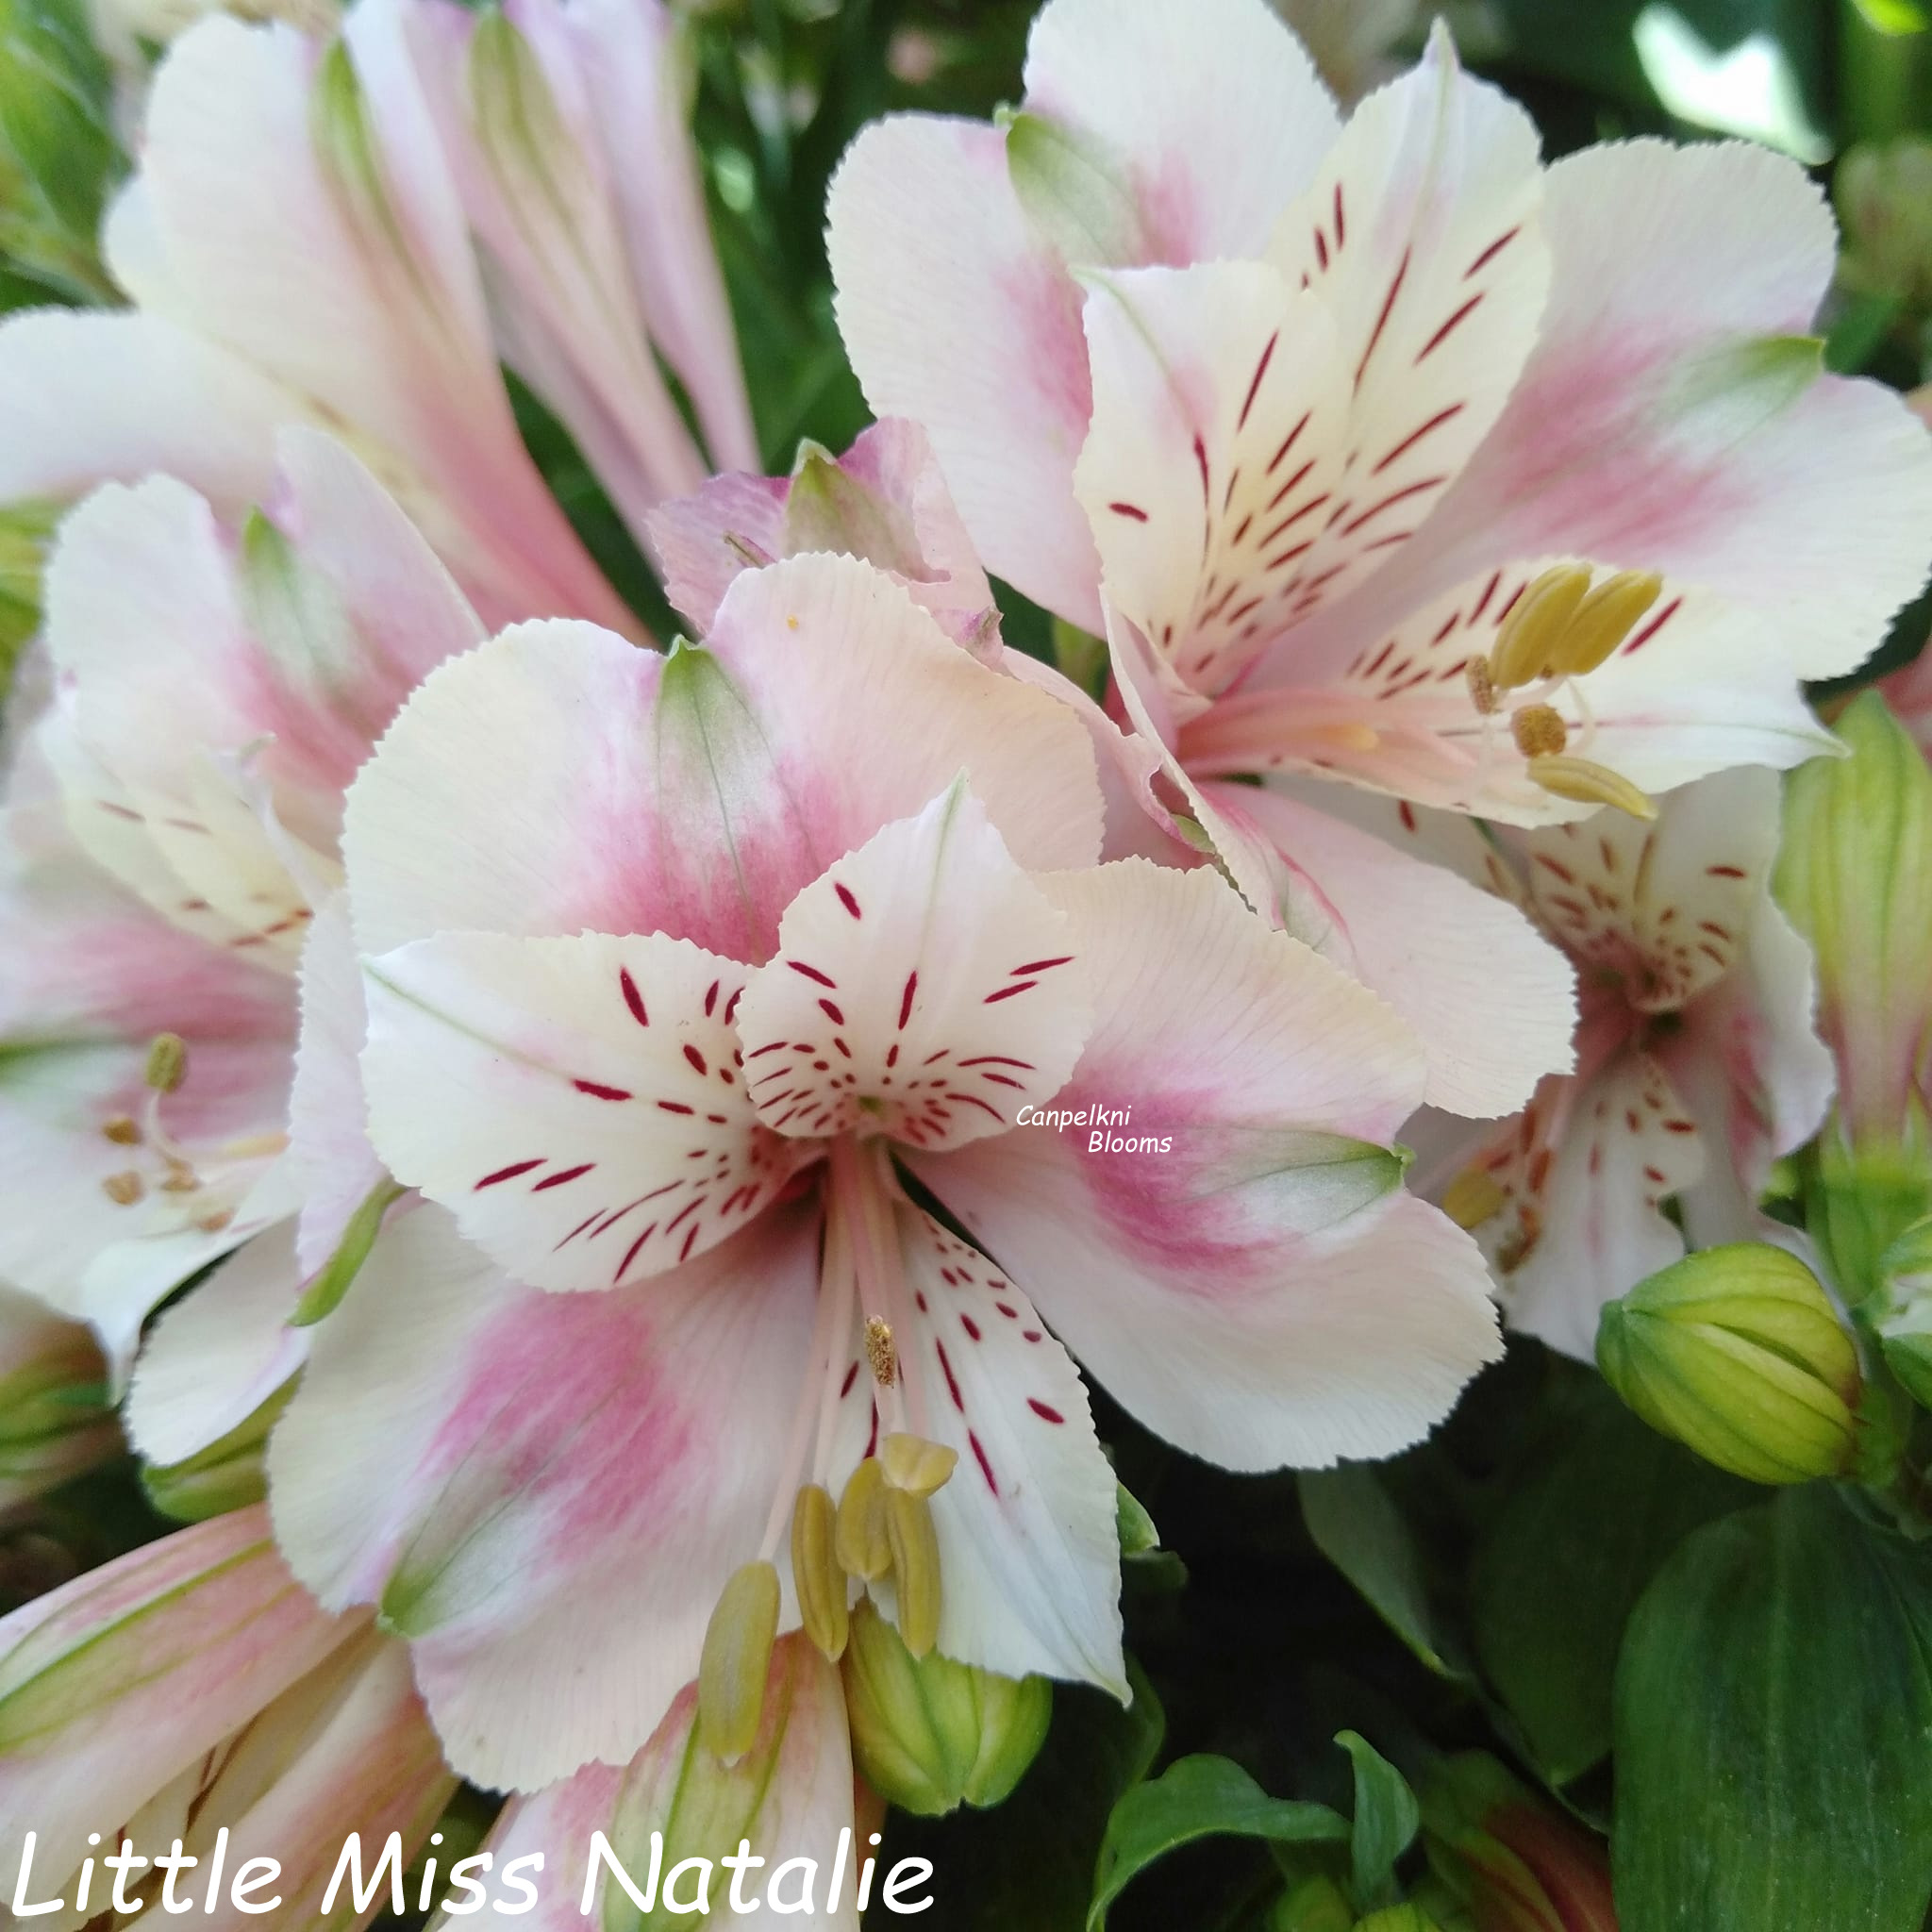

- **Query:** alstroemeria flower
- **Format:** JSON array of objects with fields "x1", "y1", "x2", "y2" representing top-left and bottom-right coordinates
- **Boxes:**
[
  {"x1": 826, "y1": 0, "x2": 1932, "y2": 1108},
  {"x1": 1385, "y1": 768, "x2": 1831, "y2": 1357},
  {"x1": 0, "y1": 430, "x2": 479, "y2": 1400},
  {"x1": 449, "y1": 1636, "x2": 864, "y2": 1931},
  {"x1": 0, "y1": 1507, "x2": 454, "y2": 1931},
  {"x1": 0, "y1": 774, "x2": 296, "y2": 1373},
  {"x1": 399, "y1": 0, "x2": 759, "y2": 527},
  {"x1": 264, "y1": 550, "x2": 1499, "y2": 1790},
  {"x1": 0, "y1": 0, "x2": 745, "y2": 634}
]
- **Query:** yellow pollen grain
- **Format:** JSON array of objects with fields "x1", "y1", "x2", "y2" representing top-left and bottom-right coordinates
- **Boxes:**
[
  {"x1": 160, "y1": 1169, "x2": 200, "y2": 1193},
  {"x1": 1510, "y1": 704, "x2": 1569, "y2": 759},
  {"x1": 1528, "y1": 755, "x2": 1657, "y2": 821},
  {"x1": 1466, "y1": 658, "x2": 1498, "y2": 716},
  {"x1": 101, "y1": 1115, "x2": 142, "y2": 1146},
  {"x1": 1442, "y1": 1168, "x2": 1507, "y2": 1230},
  {"x1": 144, "y1": 1033, "x2": 188, "y2": 1093},
  {"x1": 864, "y1": 1315, "x2": 897, "y2": 1387},
  {"x1": 102, "y1": 1171, "x2": 144, "y2": 1207}
]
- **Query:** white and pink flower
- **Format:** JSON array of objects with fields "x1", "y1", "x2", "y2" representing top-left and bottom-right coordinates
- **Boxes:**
[
  {"x1": 253, "y1": 548, "x2": 1501, "y2": 1790},
  {"x1": 1385, "y1": 769, "x2": 1832, "y2": 1356},
  {"x1": 825, "y1": 0, "x2": 1932, "y2": 1114}
]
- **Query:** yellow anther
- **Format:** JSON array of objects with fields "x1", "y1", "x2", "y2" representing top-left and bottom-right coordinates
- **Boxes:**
[
  {"x1": 1527, "y1": 755, "x2": 1657, "y2": 821},
  {"x1": 1466, "y1": 657, "x2": 1498, "y2": 716},
  {"x1": 881, "y1": 1433, "x2": 958, "y2": 1499},
  {"x1": 1442, "y1": 1168, "x2": 1508, "y2": 1231},
  {"x1": 1315, "y1": 721, "x2": 1382, "y2": 753},
  {"x1": 1510, "y1": 703, "x2": 1569, "y2": 759},
  {"x1": 195, "y1": 1208, "x2": 236, "y2": 1235},
  {"x1": 160, "y1": 1168, "x2": 199, "y2": 1193},
  {"x1": 864, "y1": 1316, "x2": 898, "y2": 1387},
  {"x1": 1544, "y1": 570, "x2": 1663, "y2": 679},
  {"x1": 101, "y1": 1171, "x2": 144, "y2": 1207},
  {"x1": 836, "y1": 1457, "x2": 893, "y2": 1581},
  {"x1": 697, "y1": 1558, "x2": 780, "y2": 1763},
  {"x1": 791, "y1": 1483, "x2": 849, "y2": 1662},
  {"x1": 101, "y1": 1115, "x2": 142, "y2": 1146},
  {"x1": 885, "y1": 1486, "x2": 943, "y2": 1659},
  {"x1": 1487, "y1": 564, "x2": 1594, "y2": 691},
  {"x1": 144, "y1": 1033, "x2": 188, "y2": 1093}
]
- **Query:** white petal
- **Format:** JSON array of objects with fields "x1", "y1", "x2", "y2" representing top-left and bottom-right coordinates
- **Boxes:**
[
  {"x1": 737, "y1": 787, "x2": 1092, "y2": 1151},
  {"x1": 362, "y1": 930, "x2": 806, "y2": 1291}
]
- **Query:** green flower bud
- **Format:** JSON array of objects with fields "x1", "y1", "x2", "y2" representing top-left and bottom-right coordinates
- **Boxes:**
[
  {"x1": 1777, "y1": 692, "x2": 1932, "y2": 1289},
  {"x1": 1421, "y1": 1754, "x2": 1616, "y2": 1932},
  {"x1": 841, "y1": 1599, "x2": 1050, "y2": 1816},
  {"x1": 1274, "y1": 1874, "x2": 1356, "y2": 1932},
  {"x1": 1596, "y1": 1242, "x2": 1861, "y2": 1485},
  {"x1": 0, "y1": 1289, "x2": 118, "y2": 1510}
]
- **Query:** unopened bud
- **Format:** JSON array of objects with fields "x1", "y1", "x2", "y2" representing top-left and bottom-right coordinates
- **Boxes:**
[
  {"x1": 1875, "y1": 1218, "x2": 1932, "y2": 1408},
  {"x1": 1777, "y1": 693, "x2": 1932, "y2": 1270},
  {"x1": 1423, "y1": 1752, "x2": 1618, "y2": 1932},
  {"x1": 697, "y1": 1559, "x2": 780, "y2": 1763},
  {"x1": 789, "y1": 1483, "x2": 849, "y2": 1662},
  {"x1": 1273, "y1": 1875, "x2": 1355, "y2": 1932},
  {"x1": 836, "y1": 1456, "x2": 892, "y2": 1581},
  {"x1": 841, "y1": 1600, "x2": 1050, "y2": 1816},
  {"x1": 1597, "y1": 1242, "x2": 1861, "y2": 1485}
]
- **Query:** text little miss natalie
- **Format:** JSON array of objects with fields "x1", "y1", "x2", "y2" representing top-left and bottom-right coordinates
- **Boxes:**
[{"x1": 11, "y1": 1827, "x2": 934, "y2": 1919}]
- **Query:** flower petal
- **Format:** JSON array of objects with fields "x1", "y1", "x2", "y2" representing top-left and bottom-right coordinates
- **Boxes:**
[
  {"x1": 267, "y1": 1201, "x2": 824, "y2": 1789},
  {"x1": 738, "y1": 786, "x2": 1092, "y2": 1151},
  {"x1": 1217, "y1": 781, "x2": 1576, "y2": 1117},
  {"x1": 886, "y1": 1204, "x2": 1124, "y2": 1694},
  {"x1": 1294, "y1": 140, "x2": 1932, "y2": 680},
  {"x1": 829, "y1": 113, "x2": 1103, "y2": 629},
  {"x1": 0, "y1": 310, "x2": 291, "y2": 516},
  {"x1": 1020, "y1": 0, "x2": 1339, "y2": 261},
  {"x1": 1490, "y1": 1050, "x2": 1706, "y2": 1358},
  {"x1": 342, "y1": 555, "x2": 1105, "y2": 959},
  {"x1": 361, "y1": 929, "x2": 804, "y2": 1291},
  {"x1": 125, "y1": 1222, "x2": 307, "y2": 1469},
  {"x1": 914, "y1": 860, "x2": 1500, "y2": 1468},
  {"x1": 288, "y1": 895, "x2": 387, "y2": 1274},
  {"x1": 0, "y1": 1507, "x2": 358, "y2": 1890},
  {"x1": 474, "y1": 1637, "x2": 857, "y2": 1932}
]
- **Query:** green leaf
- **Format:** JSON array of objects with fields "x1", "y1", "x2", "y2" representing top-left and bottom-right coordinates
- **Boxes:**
[
  {"x1": 1300, "y1": 1466, "x2": 1458, "y2": 1677},
  {"x1": 1613, "y1": 1486, "x2": 1932, "y2": 1930},
  {"x1": 1337, "y1": 1731, "x2": 1420, "y2": 1911},
  {"x1": 1088, "y1": 1756, "x2": 1349, "y2": 1931},
  {"x1": 1468, "y1": 1373, "x2": 1749, "y2": 1784}
]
